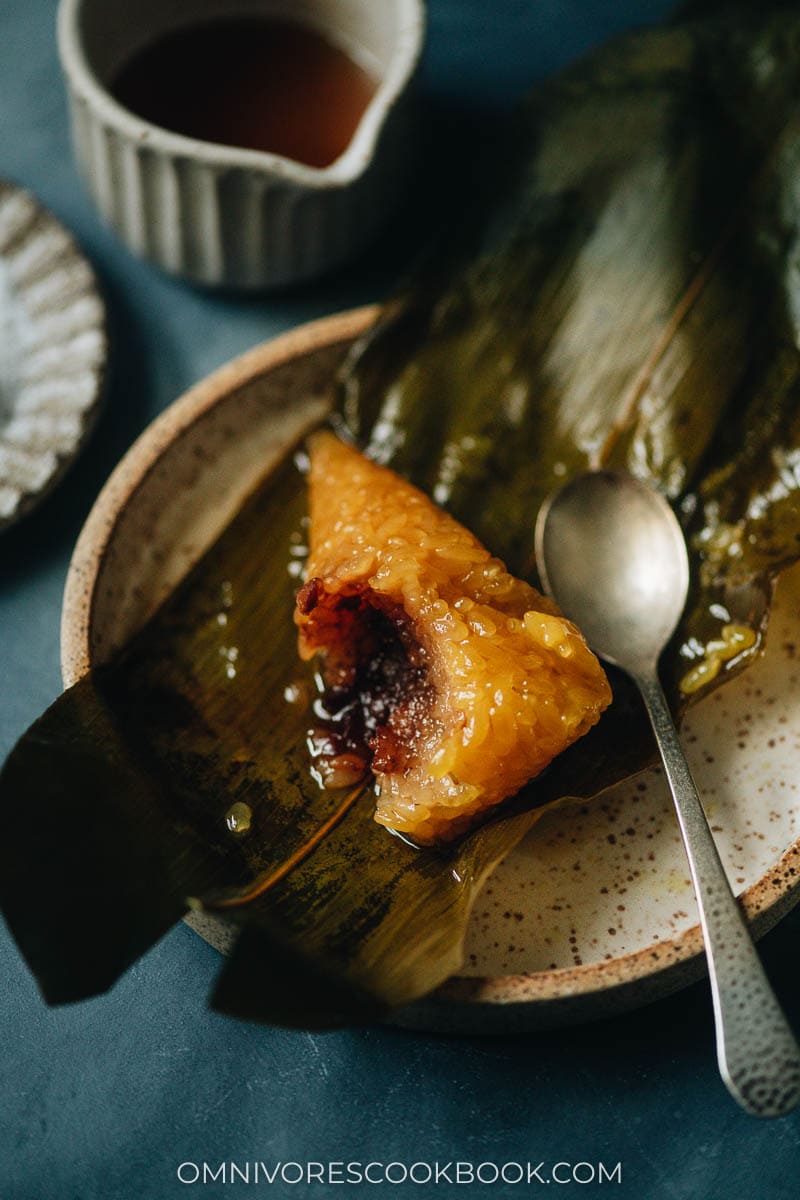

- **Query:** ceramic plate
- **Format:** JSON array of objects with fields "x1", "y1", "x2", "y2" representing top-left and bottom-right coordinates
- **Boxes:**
[
  {"x1": 0, "y1": 178, "x2": 106, "y2": 529},
  {"x1": 61, "y1": 308, "x2": 800, "y2": 1032}
]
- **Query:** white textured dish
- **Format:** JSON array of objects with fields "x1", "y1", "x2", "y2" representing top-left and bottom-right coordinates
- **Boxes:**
[
  {"x1": 0, "y1": 178, "x2": 106, "y2": 530},
  {"x1": 61, "y1": 310, "x2": 800, "y2": 1031},
  {"x1": 57, "y1": 0, "x2": 424, "y2": 289}
]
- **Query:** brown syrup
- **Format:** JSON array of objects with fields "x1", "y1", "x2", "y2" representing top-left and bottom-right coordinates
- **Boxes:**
[{"x1": 111, "y1": 18, "x2": 377, "y2": 168}]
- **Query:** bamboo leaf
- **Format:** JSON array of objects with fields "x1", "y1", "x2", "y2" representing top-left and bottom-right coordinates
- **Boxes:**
[
  {"x1": 0, "y1": 677, "x2": 231, "y2": 1002},
  {"x1": 341, "y1": 0, "x2": 800, "y2": 795}
]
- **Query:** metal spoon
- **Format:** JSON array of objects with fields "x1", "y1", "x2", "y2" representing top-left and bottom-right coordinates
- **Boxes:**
[{"x1": 535, "y1": 469, "x2": 800, "y2": 1119}]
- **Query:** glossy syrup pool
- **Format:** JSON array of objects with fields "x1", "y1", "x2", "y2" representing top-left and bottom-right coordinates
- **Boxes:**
[
  {"x1": 111, "y1": 18, "x2": 378, "y2": 168},
  {"x1": 460, "y1": 561, "x2": 800, "y2": 977}
]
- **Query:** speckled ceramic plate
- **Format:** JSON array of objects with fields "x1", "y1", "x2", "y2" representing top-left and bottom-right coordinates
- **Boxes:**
[
  {"x1": 61, "y1": 308, "x2": 800, "y2": 1032},
  {"x1": 0, "y1": 178, "x2": 106, "y2": 529}
]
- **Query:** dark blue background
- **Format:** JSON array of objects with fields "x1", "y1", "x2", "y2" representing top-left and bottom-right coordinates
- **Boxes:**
[{"x1": 2, "y1": 2, "x2": 799, "y2": 1196}]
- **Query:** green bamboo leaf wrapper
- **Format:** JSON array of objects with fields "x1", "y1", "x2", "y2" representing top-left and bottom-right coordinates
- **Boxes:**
[
  {"x1": 4, "y1": 0, "x2": 800, "y2": 1026},
  {"x1": 342, "y1": 0, "x2": 800, "y2": 789}
]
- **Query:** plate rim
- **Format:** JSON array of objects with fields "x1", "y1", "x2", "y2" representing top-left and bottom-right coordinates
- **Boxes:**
[{"x1": 60, "y1": 305, "x2": 800, "y2": 1029}]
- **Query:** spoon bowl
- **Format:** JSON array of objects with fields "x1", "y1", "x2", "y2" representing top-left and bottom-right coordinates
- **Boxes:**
[{"x1": 535, "y1": 470, "x2": 689, "y2": 675}]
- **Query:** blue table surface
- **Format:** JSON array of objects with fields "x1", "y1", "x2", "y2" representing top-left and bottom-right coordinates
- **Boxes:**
[{"x1": 2, "y1": 1, "x2": 800, "y2": 1197}]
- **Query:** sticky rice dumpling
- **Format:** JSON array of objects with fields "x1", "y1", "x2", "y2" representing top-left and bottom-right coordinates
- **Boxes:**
[{"x1": 295, "y1": 433, "x2": 611, "y2": 843}]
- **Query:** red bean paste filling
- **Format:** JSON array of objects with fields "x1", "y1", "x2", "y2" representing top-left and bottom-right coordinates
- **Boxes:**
[{"x1": 298, "y1": 579, "x2": 435, "y2": 787}]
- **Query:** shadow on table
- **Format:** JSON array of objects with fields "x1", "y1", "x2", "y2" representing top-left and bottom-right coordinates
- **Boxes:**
[{"x1": 372, "y1": 897, "x2": 800, "y2": 1127}]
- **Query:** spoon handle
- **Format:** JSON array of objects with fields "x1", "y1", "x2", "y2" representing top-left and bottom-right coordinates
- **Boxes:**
[{"x1": 635, "y1": 671, "x2": 800, "y2": 1118}]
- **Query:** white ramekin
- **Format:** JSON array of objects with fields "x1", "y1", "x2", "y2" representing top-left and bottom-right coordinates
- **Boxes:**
[{"x1": 57, "y1": 0, "x2": 424, "y2": 289}]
